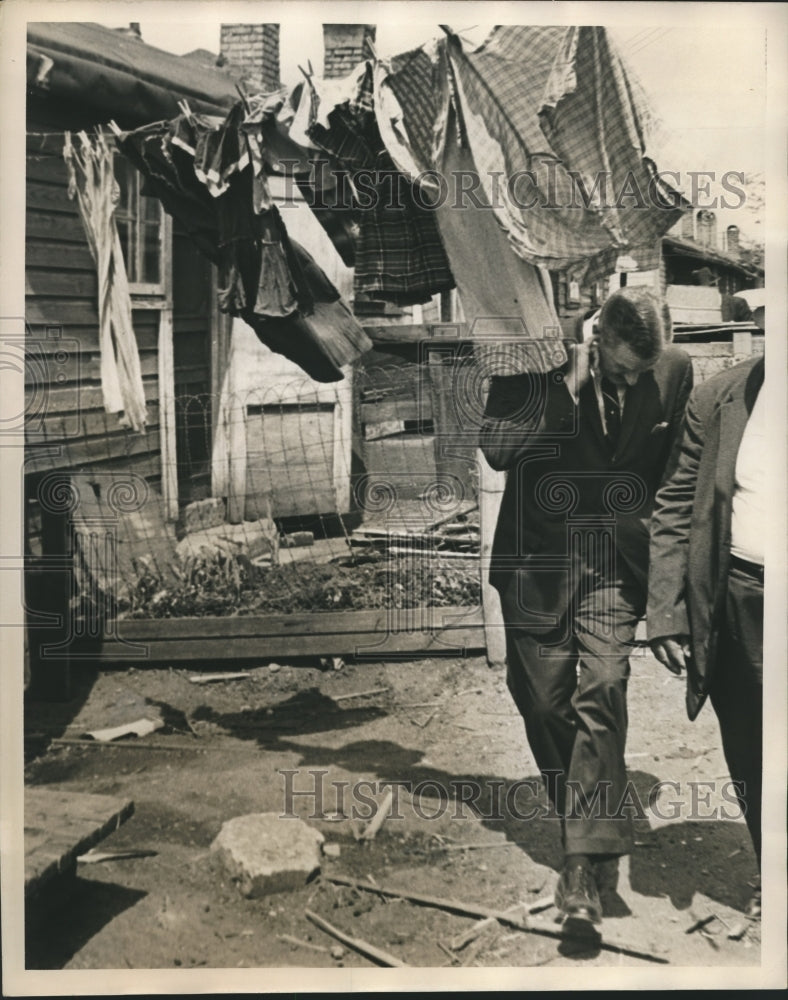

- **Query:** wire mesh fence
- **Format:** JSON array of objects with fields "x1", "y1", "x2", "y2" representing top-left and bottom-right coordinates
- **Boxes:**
[
  {"x1": 23, "y1": 334, "x2": 760, "y2": 649},
  {"x1": 24, "y1": 354, "x2": 486, "y2": 638}
]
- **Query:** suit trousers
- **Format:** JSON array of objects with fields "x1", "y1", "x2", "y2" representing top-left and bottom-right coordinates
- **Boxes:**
[
  {"x1": 709, "y1": 563, "x2": 763, "y2": 867},
  {"x1": 500, "y1": 551, "x2": 644, "y2": 857}
]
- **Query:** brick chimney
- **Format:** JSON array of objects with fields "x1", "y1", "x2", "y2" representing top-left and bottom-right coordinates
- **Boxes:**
[
  {"x1": 114, "y1": 23, "x2": 143, "y2": 40},
  {"x1": 322, "y1": 24, "x2": 376, "y2": 79},
  {"x1": 220, "y1": 24, "x2": 280, "y2": 92},
  {"x1": 726, "y1": 224, "x2": 740, "y2": 256}
]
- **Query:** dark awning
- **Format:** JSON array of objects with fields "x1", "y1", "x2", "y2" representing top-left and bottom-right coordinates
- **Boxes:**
[{"x1": 27, "y1": 22, "x2": 240, "y2": 126}]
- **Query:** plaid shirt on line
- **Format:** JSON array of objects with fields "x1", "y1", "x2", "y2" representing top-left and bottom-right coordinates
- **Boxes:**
[{"x1": 306, "y1": 62, "x2": 454, "y2": 306}]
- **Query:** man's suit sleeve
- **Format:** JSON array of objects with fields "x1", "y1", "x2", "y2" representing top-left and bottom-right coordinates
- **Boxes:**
[
  {"x1": 646, "y1": 383, "x2": 705, "y2": 639},
  {"x1": 479, "y1": 370, "x2": 575, "y2": 471},
  {"x1": 661, "y1": 354, "x2": 694, "y2": 482}
]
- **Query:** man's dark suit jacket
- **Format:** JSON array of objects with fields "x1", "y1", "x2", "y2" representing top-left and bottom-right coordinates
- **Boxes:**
[
  {"x1": 647, "y1": 355, "x2": 764, "y2": 719},
  {"x1": 479, "y1": 344, "x2": 694, "y2": 629}
]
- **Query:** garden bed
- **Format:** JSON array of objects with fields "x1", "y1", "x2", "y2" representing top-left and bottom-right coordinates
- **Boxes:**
[{"x1": 120, "y1": 554, "x2": 481, "y2": 620}]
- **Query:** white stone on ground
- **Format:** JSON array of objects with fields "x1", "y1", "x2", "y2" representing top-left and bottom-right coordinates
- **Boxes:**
[{"x1": 210, "y1": 813, "x2": 324, "y2": 897}]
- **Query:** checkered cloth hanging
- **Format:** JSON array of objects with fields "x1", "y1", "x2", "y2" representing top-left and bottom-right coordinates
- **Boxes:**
[{"x1": 383, "y1": 27, "x2": 687, "y2": 284}]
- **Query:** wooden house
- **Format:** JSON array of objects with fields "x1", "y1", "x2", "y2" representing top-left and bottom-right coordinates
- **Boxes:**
[{"x1": 23, "y1": 23, "x2": 360, "y2": 689}]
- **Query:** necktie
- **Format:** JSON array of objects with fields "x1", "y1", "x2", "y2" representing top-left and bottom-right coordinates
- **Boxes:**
[{"x1": 600, "y1": 377, "x2": 622, "y2": 451}]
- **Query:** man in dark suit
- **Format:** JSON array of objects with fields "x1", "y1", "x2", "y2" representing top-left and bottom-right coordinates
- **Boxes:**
[
  {"x1": 647, "y1": 352, "x2": 764, "y2": 918},
  {"x1": 480, "y1": 287, "x2": 693, "y2": 931}
]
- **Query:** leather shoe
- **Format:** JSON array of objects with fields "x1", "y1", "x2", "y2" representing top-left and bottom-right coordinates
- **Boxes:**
[{"x1": 555, "y1": 858, "x2": 602, "y2": 926}]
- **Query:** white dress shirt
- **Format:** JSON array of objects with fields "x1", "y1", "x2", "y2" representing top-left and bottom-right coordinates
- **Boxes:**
[{"x1": 730, "y1": 387, "x2": 765, "y2": 565}]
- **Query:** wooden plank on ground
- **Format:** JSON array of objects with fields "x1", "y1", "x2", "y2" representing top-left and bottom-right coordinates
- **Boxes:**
[
  {"x1": 101, "y1": 606, "x2": 485, "y2": 661},
  {"x1": 25, "y1": 787, "x2": 134, "y2": 899}
]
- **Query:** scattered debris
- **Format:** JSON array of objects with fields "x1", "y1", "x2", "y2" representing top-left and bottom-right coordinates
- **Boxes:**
[
  {"x1": 460, "y1": 934, "x2": 491, "y2": 967},
  {"x1": 282, "y1": 531, "x2": 314, "y2": 548},
  {"x1": 326, "y1": 876, "x2": 668, "y2": 963},
  {"x1": 84, "y1": 718, "x2": 164, "y2": 742},
  {"x1": 439, "y1": 839, "x2": 532, "y2": 852},
  {"x1": 359, "y1": 788, "x2": 394, "y2": 841},
  {"x1": 450, "y1": 902, "x2": 528, "y2": 951},
  {"x1": 210, "y1": 813, "x2": 323, "y2": 898},
  {"x1": 727, "y1": 921, "x2": 749, "y2": 941},
  {"x1": 268, "y1": 663, "x2": 282, "y2": 674},
  {"x1": 700, "y1": 928, "x2": 720, "y2": 950},
  {"x1": 322, "y1": 843, "x2": 341, "y2": 859},
  {"x1": 527, "y1": 896, "x2": 556, "y2": 915},
  {"x1": 333, "y1": 687, "x2": 390, "y2": 702},
  {"x1": 276, "y1": 934, "x2": 329, "y2": 954},
  {"x1": 77, "y1": 848, "x2": 157, "y2": 864},
  {"x1": 182, "y1": 715, "x2": 200, "y2": 738},
  {"x1": 330, "y1": 945, "x2": 345, "y2": 960},
  {"x1": 412, "y1": 707, "x2": 439, "y2": 729},
  {"x1": 175, "y1": 515, "x2": 279, "y2": 565},
  {"x1": 319, "y1": 657, "x2": 345, "y2": 671},
  {"x1": 686, "y1": 914, "x2": 718, "y2": 935},
  {"x1": 304, "y1": 909, "x2": 407, "y2": 967},
  {"x1": 436, "y1": 940, "x2": 460, "y2": 965},
  {"x1": 727, "y1": 848, "x2": 742, "y2": 859},
  {"x1": 182, "y1": 497, "x2": 226, "y2": 534},
  {"x1": 48, "y1": 737, "x2": 256, "y2": 753},
  {"x1": 188, "y1": 672, "x2": 251, "y2": 685}
]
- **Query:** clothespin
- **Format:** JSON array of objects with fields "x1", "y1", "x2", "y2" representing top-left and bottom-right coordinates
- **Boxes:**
[
  {"x1": 307, "y1": 59, "x2": 314, "y2": 76},
  {"x1": 106, "y1": 119, "x2": 123, "y2": 137}
]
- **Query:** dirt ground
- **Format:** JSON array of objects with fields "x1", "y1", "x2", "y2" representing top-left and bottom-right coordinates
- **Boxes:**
[{"x1": 23, "y1": 643, "x2": 761, "y2": 973}]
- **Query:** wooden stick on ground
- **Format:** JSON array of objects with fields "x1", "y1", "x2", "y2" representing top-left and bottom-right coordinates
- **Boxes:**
[
  {"x1": 326, "y1": 876, "x2": 668, "y2": 964},
  {"x1": 44, "y1": 738, "x2": 255, "y2": 753},
  {"x1": 413, "y1": 707, "x2": 439, "y2": 729},
  {"x1": 333, "y1": 687, "x2": 390, "y2": 702},
  {"x1": 188, "y1": 672, "x2": 250, "y2": 684},
  {"x1": 276, "y1": 933, "x2": 329, "y2": 954},
  {"x1": 450, "y1": 901, "x2": 529, "y2": 951},
  {"x1": 304, "y1": 909, "x2": 407, "y2": 967},
  {"x1": 439, "y1": 839, "x2": 532, "y2": 852},
  {"x1": 359, "y1": 787, "x2": 394, "y2": 841},
  {"x1": 436, "y1": 940, "x2": 460, "y2": 965}
]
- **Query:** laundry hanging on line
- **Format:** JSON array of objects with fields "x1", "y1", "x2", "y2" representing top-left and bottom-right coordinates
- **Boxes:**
[
  {"x1": 114, "y1": 104, "x2": 371, "y2": 383},
  {"x1": 63, "y1": 130, "x2": 149, "y2": 432},
  {"x1": 112, "y1": 24, "x2": 689, "y2": 378},
  {"x1": 378, "y1": 26, "x2": 688, "y2": 285},
  {"x1": 298, "y1": 60, "x2": 455, "y2": 307}
]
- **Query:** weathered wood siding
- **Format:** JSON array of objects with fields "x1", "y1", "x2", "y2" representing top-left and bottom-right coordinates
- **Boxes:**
[
  {"x1": 25, "y1": 125, "x2": 162, "y2": 554},
  {"x1": 25, "y1": 122, "x2": 215, "y2": 550}
]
